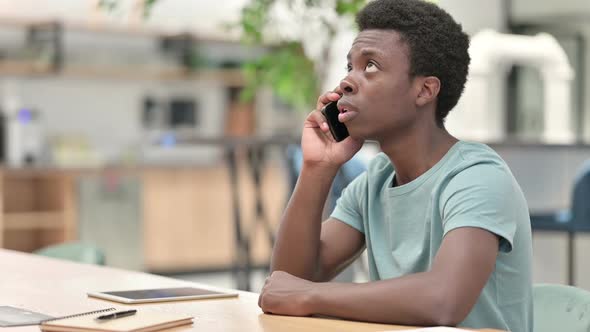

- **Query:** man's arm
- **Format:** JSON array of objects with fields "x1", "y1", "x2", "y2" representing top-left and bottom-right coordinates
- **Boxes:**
[
  {"x1": 270, "y1": 163, "x2": 365, "y2": 281},
  {"x1": 261, "y1": 227, "x2": 499, "y2": 326},
  {"x1": 270, "y1": 89, "x2": 365, "y2": 281}
]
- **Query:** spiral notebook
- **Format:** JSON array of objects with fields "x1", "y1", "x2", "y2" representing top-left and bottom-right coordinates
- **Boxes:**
[{"x1": 40, "y1": 308, "x2": 194, "y2": 332}]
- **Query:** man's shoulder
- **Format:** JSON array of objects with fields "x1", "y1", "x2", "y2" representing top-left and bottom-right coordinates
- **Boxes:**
[
  {"x1": 366, "y1": 152, "x2": 390, "y2": 166},
  {"x1": 365, "y1": 152, "x2": 393, "y2": 174},
  {"x1": 447, "y1": 141, "x2": 511, "y2": 178},
  {"x1": 346, "y1": 153, "x2": 392, "y2": 191},
  {"x1": 454, "y1": 141, "x2": 503, "y2": 163},
  {"x1": 439, "y1": 141, "x2": 524, "y2": 201},
  {"x1": 358, "y1": 152, "x2": 393, "y2": 182}
]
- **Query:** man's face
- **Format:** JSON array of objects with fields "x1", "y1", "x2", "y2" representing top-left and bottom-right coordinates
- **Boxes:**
[{"x1": 337, "y1": 29, "x2": 419, "y2": 141}]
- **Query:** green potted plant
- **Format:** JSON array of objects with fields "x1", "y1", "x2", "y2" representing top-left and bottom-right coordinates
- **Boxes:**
[{"x1": 238, "y1": 0, "x2": 367, "y2": 112}]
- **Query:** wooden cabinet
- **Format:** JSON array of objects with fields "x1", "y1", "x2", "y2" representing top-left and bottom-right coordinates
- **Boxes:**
[
  {"x1": 0, "y1": 169, "x2": 76, "y2": 252},
  {"x1": 142, "y1": 161, "x2": 287, "y2": 272},
  {"x1": 142, "y1": 168, "x2": 235, "y2": 271}
]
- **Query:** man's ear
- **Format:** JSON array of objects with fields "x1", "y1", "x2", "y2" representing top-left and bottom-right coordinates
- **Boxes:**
[{"x1": 415, "y1": 76, "x2": 440, "y2": 107}]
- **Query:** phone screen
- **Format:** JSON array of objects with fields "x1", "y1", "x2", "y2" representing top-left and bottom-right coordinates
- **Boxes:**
[{"x1": 321, "y1": 101, "x2": 349, "y2": 142}]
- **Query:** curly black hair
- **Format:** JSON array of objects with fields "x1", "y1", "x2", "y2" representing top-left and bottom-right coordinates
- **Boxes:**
[{"x1": 356, "y1": 0, "x2": 470, "y2": 127}]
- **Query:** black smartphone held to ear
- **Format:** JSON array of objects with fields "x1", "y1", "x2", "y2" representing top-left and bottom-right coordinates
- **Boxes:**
[{"x1": 321, "y1": 101, "x2": 349, "y2": 142}]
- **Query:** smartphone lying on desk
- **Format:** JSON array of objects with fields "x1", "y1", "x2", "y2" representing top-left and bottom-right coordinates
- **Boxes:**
[{"x1": 88, "y1": 287, "x2": 238, "y2": 304}]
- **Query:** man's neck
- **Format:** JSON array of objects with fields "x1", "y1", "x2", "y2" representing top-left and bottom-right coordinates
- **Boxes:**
[{"x1": 380, "y1": 125, "x2": 458, "y2": 187}]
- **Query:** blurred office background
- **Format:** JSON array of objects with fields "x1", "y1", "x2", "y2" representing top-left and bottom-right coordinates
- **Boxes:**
[{"x1": 0, "y1": 0, "x2": 589, "y2": 293}]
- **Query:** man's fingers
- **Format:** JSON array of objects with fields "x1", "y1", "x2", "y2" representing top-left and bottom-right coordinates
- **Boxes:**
[
  {"x1": 305, "y1": 113, "x2": 334, "y2": 143},
  {"x1": 316, "y1": 91, "x2": 341, "y2": 110},
  {"x1": 259, "y1": 292, "x2": 275, "y2": 313},
  {"x1": 258, "y1": 284, "x2": 266, "y2": 308},
  {"x1": 305, "y1": 111, "x2": 330, "y2": 133}
]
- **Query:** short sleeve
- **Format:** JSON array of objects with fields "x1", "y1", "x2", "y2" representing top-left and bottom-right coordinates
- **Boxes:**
[
  {"x1": 330, "y1": 171, "x2": 368, "y2": 234},
  {"x1": 439, "y1": 163, "x2": 520, "y2": 253}
]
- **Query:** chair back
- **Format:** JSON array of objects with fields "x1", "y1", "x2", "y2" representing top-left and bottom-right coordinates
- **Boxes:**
[
  {"x1": 35, "y1": 242, "x2": 106, "y2": 265},
  {"x1": 572, "y1": 161, "x2": 590, "y2": 229},
  {"x1": 533, "y1": 283, "x2": 590, "y2": 332}
]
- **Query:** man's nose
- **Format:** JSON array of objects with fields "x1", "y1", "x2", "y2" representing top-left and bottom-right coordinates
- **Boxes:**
[{"x1": 340, "y1": 77, "x2": 358, "y2": 95}]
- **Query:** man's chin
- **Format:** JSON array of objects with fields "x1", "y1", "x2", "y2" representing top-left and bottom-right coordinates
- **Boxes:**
[
  {"x1": 346, "y1": 126, "x2": 369, "y2": 140},
  {"x1": 347, "y1": 131, "x2": 369, "y2": 142}
]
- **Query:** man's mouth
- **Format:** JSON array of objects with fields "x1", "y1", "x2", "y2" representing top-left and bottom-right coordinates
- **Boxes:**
[{"x1": 337, "y1": 103, "x2": 359, "y2": 123}]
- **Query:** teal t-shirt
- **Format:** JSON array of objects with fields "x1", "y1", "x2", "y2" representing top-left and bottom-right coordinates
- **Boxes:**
[{"x1": 331, "y1": 141, "x2": 533, "y2": 332}]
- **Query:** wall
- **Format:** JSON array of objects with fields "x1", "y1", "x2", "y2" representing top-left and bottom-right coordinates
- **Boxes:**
[
  {"x1": 511, "y1": 0, "x2": 590, "y2": 22},
  {"x1": 439, "y1": 0, "x2": 506, "y2": 34}
]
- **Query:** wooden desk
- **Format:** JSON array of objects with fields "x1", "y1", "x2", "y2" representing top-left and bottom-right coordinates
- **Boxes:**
[{"x1": 0, "y1": 249, "x2": 502, "y2": 332}]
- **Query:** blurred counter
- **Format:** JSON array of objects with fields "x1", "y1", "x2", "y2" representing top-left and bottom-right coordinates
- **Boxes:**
[{"x1": 0, "y1": 160, "x2": 287, "y2": 274}]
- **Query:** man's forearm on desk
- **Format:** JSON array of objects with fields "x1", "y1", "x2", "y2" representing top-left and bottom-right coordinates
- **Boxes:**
[
  {"x1": 262, "y1": 228, "x2": 498, "y2": 326},
  {"x1": 270, "y1": 165, "x2": 338, "y2": 279},
  {"x1": 307, "y1": 273, "x2": 462, "y2": 326}
]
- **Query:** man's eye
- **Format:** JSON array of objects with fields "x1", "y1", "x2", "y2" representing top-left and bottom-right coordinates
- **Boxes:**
[
  {"x1": 346, "y1": 64, "x2": 352, "y2": 72},
  {"x1": 365, "y1": 62, "x2": 378, "y2": 73}
]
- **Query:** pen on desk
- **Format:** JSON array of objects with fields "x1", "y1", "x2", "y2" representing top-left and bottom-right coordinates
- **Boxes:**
[{"x1": 96, "y1": 310, "x2": 137, "y2": 321}]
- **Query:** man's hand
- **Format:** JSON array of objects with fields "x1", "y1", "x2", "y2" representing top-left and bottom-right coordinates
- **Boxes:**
[
  {"x1": 258, "y1": 271, "x2": 318, "y2": 316},
  {"x1": 302, "y1": 90, "x2": 364, "y2": 170}
]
